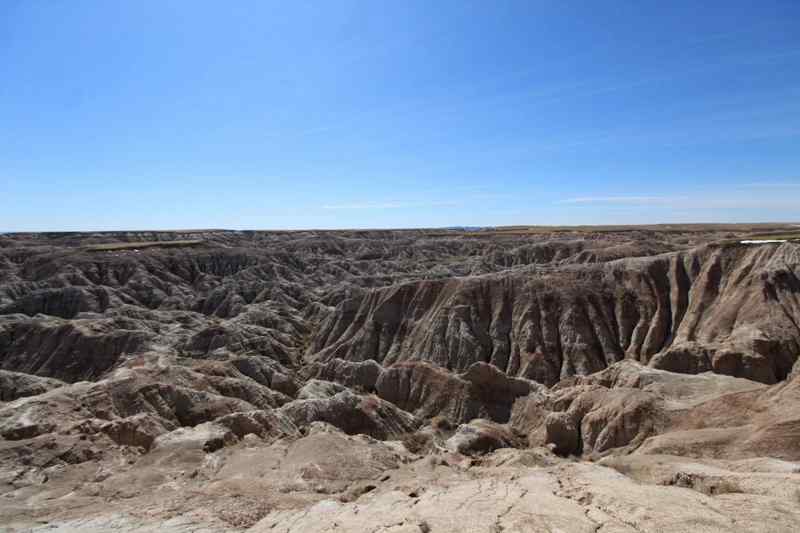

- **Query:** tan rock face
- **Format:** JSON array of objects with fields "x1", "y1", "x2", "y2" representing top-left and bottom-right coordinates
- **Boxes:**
[
  {"x1": 445, "y1": 419, "x2": 523, "y2": 454},
  {"x1": 1, "y1": 228, "x2": 799, "y2": 531},
  {"x1": 278, "y1": 390, "x2": 420, "y2": 439}
]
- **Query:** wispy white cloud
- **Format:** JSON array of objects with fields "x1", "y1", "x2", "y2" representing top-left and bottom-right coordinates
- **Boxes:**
[
  {"x1": 557, "y1": 193, "x2": 800, "y2": 211},
  {"x1": 684, "y1": 198, "x2": 800, "y2": 210},
  {"x1": 321, "y1": 200, "x2": 461, "y2": 210},
  {"x1": 321, "y1": 189, "x2": 512, "y2": 210},
  {"x1": 738, "y1": 182, "x2": 800, "y2": 189},
  {"x1": 557, "y1": 196, "x2": 686, "y2": 206}
]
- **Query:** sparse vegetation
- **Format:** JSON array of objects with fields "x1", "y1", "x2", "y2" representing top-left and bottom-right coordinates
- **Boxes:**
[
  {"x1": 83, "y1": 239, "x2": 204, "y2": 252},
  {"x1": 425, "y1": 223, "x2": 800, "y2": 239},
  {"x1": 709, "y1": 478, "x2": 745, "y2": 495},
  {"x1": 214, "y1": 497, "x2": 271, "y2": 528},
  {"x1": 665, "y1": 472, "x2": 745, "y2": 496},
  {"x1": 737, "y1": 231, "x2": 800, "y2": 242},
  {"x1": 430, "y1": 415, "x2": 454, "y2": 432},
  {"x1": 401, "y1": 431, "x2": 433, "y2": 454}
]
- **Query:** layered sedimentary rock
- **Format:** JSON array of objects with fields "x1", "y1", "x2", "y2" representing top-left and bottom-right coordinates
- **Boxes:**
[
  {"x1": 1, "y1": 227, "x2": 799, "y2": 531},
  {"x1": 311, "y1": 243, "x2": 800, "y2": 384}
]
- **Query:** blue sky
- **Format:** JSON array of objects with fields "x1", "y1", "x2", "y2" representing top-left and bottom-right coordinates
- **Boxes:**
[{"x1": 2, "y1": 0, "x2": 799, "y2": 231}]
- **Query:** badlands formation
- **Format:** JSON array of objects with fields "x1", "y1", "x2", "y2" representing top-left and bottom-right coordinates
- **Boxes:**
[{"x1": 1, "y1": 225, "x2": 799, "y2": 532}]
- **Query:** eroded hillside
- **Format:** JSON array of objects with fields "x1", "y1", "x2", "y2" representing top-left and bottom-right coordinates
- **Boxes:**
[{"x1": 1, "y1": 225, "x2": 799, "y2": 532}]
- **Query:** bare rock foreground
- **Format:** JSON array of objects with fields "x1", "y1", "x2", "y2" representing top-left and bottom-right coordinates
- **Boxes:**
[{"x1": 1, "y1": 225, "x2": 799, "y2": 532}]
